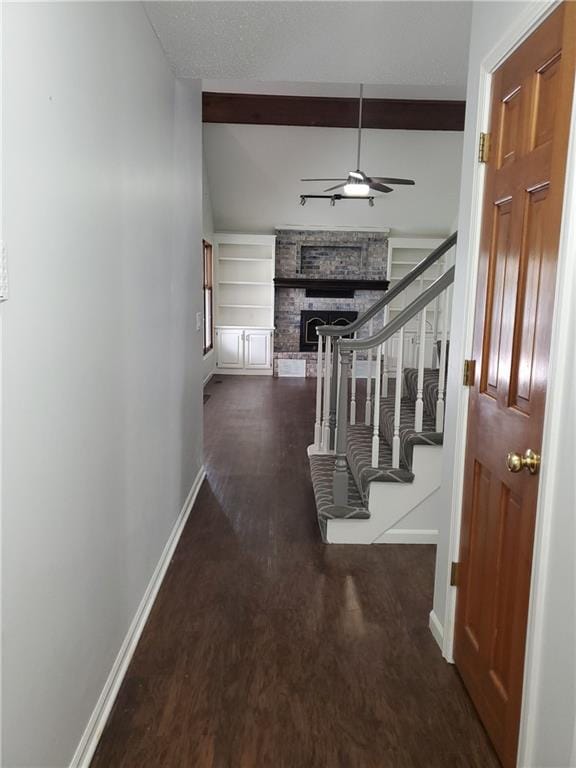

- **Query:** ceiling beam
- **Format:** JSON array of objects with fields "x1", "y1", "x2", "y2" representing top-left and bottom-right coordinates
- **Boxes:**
[{"x1": 202, "y1": 92, "x2": 465, "y2": 131}]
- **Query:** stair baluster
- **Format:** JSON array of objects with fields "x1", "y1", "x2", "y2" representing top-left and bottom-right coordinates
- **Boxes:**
[
  {"x1": 350, "y1": 332, "x2": 358, "y2": 425},
  {"x1": 436, "y1": 286, "x2": 449, "y2": 432},
  {"x1": 328, "y1": 340, "x2": 338, "y2": 450},
  {"x1": 414, "y1": 306, "x2": 427, "y2": 431},
  {"x1": 392, "y1": 328, "x2": 404, "y2": 469},
  {"x1": 381, "y1": 307, "x2": 389, "y2": 397},
  {"x1": 333, "y1": 349, "x2": 352, "y2": 506},
  {"x1": 314, "y1": 333, "x2": 324, "y2": 449},
  {"x1": 322, "y1": 335, "x2": 332, "y2": 451},
  {"x1": 372, "y1": 343, "x2": 382, "y2": 467},
  {"x1": 365, "y1": 318, "x2": 374, "y2": 425}
]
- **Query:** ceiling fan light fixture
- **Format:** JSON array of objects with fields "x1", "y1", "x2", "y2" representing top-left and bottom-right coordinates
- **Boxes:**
[{"x1": 344, "y1": 182, "x2": 370, "y2": 197}]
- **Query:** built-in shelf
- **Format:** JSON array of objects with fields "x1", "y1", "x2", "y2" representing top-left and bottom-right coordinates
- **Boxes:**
[{"x1": 214, "y1": 234, "x2": 276, "y2": 375}]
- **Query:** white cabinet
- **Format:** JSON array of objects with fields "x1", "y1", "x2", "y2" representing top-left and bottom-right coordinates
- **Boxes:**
[
  {"x1": 216, "y1": 327, "x2": 273, "y2": 375},
  {"x1": 245, "y1": 329, "x2": 272, "y2": 369},
  {"x1": 216, "y1": 328, "x2": 244, "y2": 369}
]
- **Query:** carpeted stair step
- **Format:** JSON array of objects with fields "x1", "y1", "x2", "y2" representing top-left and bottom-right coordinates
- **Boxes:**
[
  {"x1": 379, "y1": 395, "x2": 443, "y2": 470},
  {"x1": 309, "y1": 453, "x2": 369, "y2": 542},
  {"x1": 346, "y1": 424, "x2": 414, "y2": 504}
]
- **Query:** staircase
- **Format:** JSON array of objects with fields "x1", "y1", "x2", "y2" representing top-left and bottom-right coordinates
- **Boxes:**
[{"x1": 307, "y1": 233, "x2": 456, "y2": 544}]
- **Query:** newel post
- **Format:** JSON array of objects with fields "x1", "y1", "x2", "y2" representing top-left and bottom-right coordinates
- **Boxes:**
[
  {"x1": 328, "y1": 337, "x2": 339, "y2": 450},
  {"x1": 333, "y1": 348, "x2": 352, "y2": 506}
]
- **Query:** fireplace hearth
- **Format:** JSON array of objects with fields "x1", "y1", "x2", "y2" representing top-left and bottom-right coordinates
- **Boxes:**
[{"x1": 299, "y1": 310, "x2": 358, "y2": 352}]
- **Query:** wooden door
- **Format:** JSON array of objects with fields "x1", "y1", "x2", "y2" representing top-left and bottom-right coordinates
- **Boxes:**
[{"x1": 454, "y1": 5, "x2": 576, "y2": 767}]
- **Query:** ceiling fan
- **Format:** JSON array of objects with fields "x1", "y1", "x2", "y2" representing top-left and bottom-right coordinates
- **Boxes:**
[{"x1": 301, "y1": 84, "x2": 415, "y2": 197}]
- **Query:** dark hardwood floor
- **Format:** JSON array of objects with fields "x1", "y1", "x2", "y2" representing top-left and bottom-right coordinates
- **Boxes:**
[{"x1": 91, "y1": 375, "x2": 500, "y2": 768}]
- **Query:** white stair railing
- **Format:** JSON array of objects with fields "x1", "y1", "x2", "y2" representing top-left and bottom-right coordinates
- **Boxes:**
[
  {"x1": 322, "y1": 335, "x2": 332, "y2": 451},
  {"x1": 314, "y1": 333, "x2": 324, "y2": 449},
  {"x1": 436, "y1": 286, "x2": 450, "y2": 432},
  {"x1": 372, "y1": 343, "x2": 382, "y2": 467},
  {"x1": 350, "y1": 333, "x2": 358, "y2": 425},
  {"x1": 332, "y1": 266, "x2": 455, "y2": 504},
  {"x1": 312, "y1": 232, "x2": 457, "y2": 461},
  {"x1": 392, "y1": 328, "x2": 404, "y2": 468},
  {"x1": 414, "y1": 306, "x2": 427, "y2": 432},
  {"x1": 365, "y1": 318, "x2": 374, "y2": 425},
  {"x1": 381, "y1": 318, "x2": 389, "y2": 398}
]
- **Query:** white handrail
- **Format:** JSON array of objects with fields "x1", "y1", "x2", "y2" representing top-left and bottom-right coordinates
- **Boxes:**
[{"x1": 314, "y1": 335, "x2": 323, "y2": 449}]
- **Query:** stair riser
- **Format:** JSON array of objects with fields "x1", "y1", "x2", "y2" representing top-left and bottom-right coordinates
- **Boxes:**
[{"x1": 327, "y1": 444, "x2": 442, "y2": 544}]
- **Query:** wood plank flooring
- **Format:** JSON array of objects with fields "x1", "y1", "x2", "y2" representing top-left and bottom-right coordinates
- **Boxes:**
[{"x1": 91, "y1": 375, "x2": 500, "y2": 768}]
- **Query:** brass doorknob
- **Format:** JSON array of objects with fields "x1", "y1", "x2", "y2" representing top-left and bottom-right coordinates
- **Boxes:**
[{"x1": 506, "y1": 449, "x2": 541, "y2": 475}]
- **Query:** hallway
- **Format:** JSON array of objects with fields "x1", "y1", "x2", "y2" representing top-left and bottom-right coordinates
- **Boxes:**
[{"x1": 91, "y1": 376, "x2": 499, "y2": 767}]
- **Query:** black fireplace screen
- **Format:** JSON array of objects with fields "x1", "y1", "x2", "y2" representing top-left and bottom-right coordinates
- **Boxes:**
[{"x1": 300, "y1": 310, "x2": 358, "y2": 352}]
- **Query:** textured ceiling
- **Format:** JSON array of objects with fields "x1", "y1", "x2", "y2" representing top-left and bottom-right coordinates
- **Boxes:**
[{"x1": 145, "y1": 1, "x2": 472, "y2": 98}]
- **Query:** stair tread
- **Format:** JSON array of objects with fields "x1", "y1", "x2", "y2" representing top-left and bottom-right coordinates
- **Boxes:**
[
  {"x1": 347, "y1": 424, "x2": 414, "y2": 503},
  {"x1": 309, "y1": 453, "x2": 369, "y2": 542},
  {"x1": 379, "y1": 395, "x2": 443, "y2": 469}
]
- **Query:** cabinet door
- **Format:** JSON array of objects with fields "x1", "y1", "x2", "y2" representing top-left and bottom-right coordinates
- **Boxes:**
[
  {"x1": 244, "y1": 330, "x2": 271, "y2": 369},
  {"x1": 216, "y1": 328, "x2": 244, "y2": 369}
]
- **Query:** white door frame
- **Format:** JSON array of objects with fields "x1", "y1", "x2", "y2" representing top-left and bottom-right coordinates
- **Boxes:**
[{"x1": 439, "y1": 1, "x2": 576, "y2": 765}]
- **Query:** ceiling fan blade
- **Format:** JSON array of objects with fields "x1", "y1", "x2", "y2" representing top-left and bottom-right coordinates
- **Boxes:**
[
  {"x1": 324, "y1": 183, "x2": 346, "y2": 192},
  {"x1": 369, "y1": 182, "x2": 393, "y2": 194},
  {"x1": 301, "y1": 178, "x2": 347, "y2": 182},
  {"x1": 371, "y1": 177, "x2": 415, "y2": 185}
]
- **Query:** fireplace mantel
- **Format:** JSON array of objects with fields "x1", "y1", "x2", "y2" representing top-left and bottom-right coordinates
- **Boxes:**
[{"x1": 274, "y1": 277, "x2": 389, "y2": 291}]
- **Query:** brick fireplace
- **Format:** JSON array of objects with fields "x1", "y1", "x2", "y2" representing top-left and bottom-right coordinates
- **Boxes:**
[{"x1": 273, "y1": 229, "x2": 389, "y2": 376}]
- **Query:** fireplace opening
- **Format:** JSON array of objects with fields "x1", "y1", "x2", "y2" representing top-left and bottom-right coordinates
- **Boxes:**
[{"x1": 299, "y1": 310, "x2": 358, "y2": 352}]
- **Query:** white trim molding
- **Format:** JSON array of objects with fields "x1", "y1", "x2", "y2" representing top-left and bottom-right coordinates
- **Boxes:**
[
  {"x1": 275, "y1": 224, "x2": 391, "y2": 234},
  {"x1": 376, "y1": 528, "x2": 438, "y2": 545},
  {"x1": 69, "y1": 466, "x2": 206, "y2": 768},
  {"x1": 429, "y1": 610, "x2": 444, "y2": 652}
]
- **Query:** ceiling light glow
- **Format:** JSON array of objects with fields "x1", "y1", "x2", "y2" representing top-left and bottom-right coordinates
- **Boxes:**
[{"x1": 344, "y1": 182, "x2": 370, "y2": 197}]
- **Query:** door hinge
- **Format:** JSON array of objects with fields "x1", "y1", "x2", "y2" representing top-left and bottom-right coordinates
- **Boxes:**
[
  {"x1": 463, "y1": 359, "x2": 476, "y2": 387},
  {"x1": 478, "y1": 132, "x2": 491, "y2": 163},
  {"x1": 450, "y1": 561, "x2": 460, "y2": 587}
]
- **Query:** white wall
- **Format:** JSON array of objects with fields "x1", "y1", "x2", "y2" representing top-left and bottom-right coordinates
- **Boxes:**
[
  {"x1": 202, "y1": 151, "x2": 215, "y2": 383},
  {"x1": 432, "y1": 2, "x2": 576, "y2": 766},
  {"x1": 1, "y1": 4, "x2": 204, "y2": 767},
  {"x1": 204, "y1": 124, "x2": 463, "y2": 235}
]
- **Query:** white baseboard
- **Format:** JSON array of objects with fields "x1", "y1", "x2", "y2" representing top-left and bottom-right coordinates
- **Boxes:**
[
  {"x1": 375, "y1": 528, "x2": 438, "y2": 544},
  {"x1": 69, "y1": 466, "x2": 206, "y2": 768},
  {"x1": 214, "y1": 368, "x2": 273, "y2": 376},
  {"x1": 429, "y1": 609, "x2": 444, "y2": 652},
  {"x1": 203, "y1": 372, "x2": 214, "y2": 386}
]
